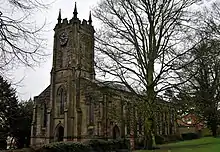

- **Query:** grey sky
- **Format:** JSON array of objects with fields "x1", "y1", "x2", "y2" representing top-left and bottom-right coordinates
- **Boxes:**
[
  {"x1": 9, "y1": 0, "x2": 216, "y2": 100},
  {"x1": 13, "y1": 0, "x2": 100, "y2": 100}
]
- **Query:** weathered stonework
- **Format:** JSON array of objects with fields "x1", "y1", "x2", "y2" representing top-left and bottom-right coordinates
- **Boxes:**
[{"x1": 30, "y1": 4, "x2": 178, "y2": 148}]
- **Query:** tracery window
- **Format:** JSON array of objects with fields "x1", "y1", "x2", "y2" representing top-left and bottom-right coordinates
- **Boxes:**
[{"x1": 57, "y1": 86, "x2": 66, "y2": 115}]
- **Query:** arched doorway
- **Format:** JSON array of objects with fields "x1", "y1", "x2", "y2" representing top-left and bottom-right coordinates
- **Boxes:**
[
  {"x1": 113, "y1": 125, "x2": 120, "y2": 139},
  {"x1": 57, "y1": 126, "x2": 64, "y2": 142}
]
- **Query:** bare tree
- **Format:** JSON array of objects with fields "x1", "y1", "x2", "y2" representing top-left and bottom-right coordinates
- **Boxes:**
[
  {"x1": 93, "y1": 0, "x2": 217, "y2": 149},
  {"x1": 177, "y1": 38, "x2": 220, "y2": 137},
  {"x1": 0, "y1": 0, "x2": 51, "y2": 73}
]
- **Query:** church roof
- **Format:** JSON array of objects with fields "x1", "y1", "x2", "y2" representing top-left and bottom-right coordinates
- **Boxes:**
[
  {"x1": 93, "y1": 79, "x2": 131, "y2": 93},
  {"x1": 34, "y1": 85, "x2": 51, "y2": 103}
]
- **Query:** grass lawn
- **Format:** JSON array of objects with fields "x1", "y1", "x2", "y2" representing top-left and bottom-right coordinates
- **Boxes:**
[{"x1": 135, "y1": 137, "x2": 220, "y2": 152}]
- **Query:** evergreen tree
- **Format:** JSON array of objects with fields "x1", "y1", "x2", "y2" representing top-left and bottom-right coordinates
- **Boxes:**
[
  {"x1": 14, "y1": 100, "x2": 33, "y2": 148},
  {"x1": 0, "y1": 75, "x2": 19, "y2": 149},
  {"x1": 177, "y1": 39, "x2": 220, "y2": 137}
]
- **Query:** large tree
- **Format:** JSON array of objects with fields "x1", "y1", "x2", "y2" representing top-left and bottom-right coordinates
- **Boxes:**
[
  {"x1": 0, "y1": 0, "x2": 51, "y2": 73},
  {"x1": 0, "y1": 75, "x2": 19, "y2": 149},
  {"x1": 0, "y1": 75, "x2": 33, "y2": 149},
  {"x1": 93, "y1": 0, "x2": 211, "y2": 149},
  {"x1": 177, "y1": 39, "x2": 220, "y2": 137},
  {"x1": 174, "y1": 2, "x2": 220, "y2": 136},
  {"x1": 13, "y1": 100, "x2": 33, "y2": 148}
]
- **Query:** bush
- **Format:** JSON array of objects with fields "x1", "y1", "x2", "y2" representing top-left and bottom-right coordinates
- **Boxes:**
[
  {"x1": 155, "y1": 135, "x2": 165, "y2": 144},
  {"x1": 135, "y1": 134, "x2": 182, "y2": 149},
  {"x1": 84, "y1": 138, "x2": 130, "y2": 152},
  {"x1": 135, "y1": 135, "x2": 164, "y2": 149},
  {"x1": 135, "y1": 135, "x2": 165, "y2": 149},
  {"x1": 165, "y1": 134, "x2": 182, "y2": 143},
  {"x1": 84, "y1": 139, "x2": 109, "y2": 152},
  {"x1": 181, "y1": 133, "x2": 199, "y2": 140},
  {"x1": 202, "y1": 128, "x2": 212, "y2": 137},
  {"x1": 0, "y1": 139, "x2": 7, "y2": 150},
  {"x1": 155, "y1": 134, "x2": 183, "y2": 145},
  {"x1": 36, "y1": 138, "x2": 130, "y2": 152},
  {"x1": 36, "y1": 141, "x2": 90, "y2": 152}
]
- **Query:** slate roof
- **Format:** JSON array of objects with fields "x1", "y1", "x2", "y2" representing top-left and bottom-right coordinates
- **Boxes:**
[
  {"x1": 34, "y1": 79, "x2": 130, "y2": 104},
  {"x1": 34, "y1": 85, "x2": 50, "y2": 103},
  {"x1": 93, "y1": 79, "x2": 131, "y2": 92}
]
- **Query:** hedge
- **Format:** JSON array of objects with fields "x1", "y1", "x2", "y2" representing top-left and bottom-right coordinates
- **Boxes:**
[
  {"x1": 181, "y1": 133, "x2": 199, "y2": 140},
  {"x1": 36, "y1": 141, "x2": 90, "y2": 152},
  {"x1": 136, "y1": 134, "x2": 182, "y2": 149},
  {"x1": 36, "y1": 138, "x2": 130, "y2": 152}
]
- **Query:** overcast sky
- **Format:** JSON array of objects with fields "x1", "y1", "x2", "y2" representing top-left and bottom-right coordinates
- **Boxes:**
[
  {"x1": 8, "y1": 0, "x2": 216, "y2": 100},
  {"x1": 13, "y1": 0, "x2": 100, "y2": 100}
]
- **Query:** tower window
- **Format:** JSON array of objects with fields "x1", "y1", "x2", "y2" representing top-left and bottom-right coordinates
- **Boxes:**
[{"x1": 57, "y1": 87, "x2": 66, "y2": 115}]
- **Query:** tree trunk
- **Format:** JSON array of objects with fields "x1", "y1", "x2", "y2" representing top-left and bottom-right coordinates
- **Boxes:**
[
  {"x1": 143, "y1": 129, "x2": 152, "y2": 150},
  {"x1": 211, "y1": 121, "x2": 217, "y2": 137},
  {"x1": 146, "y1": 20, "x2": 156, "y2": 149},
  {"x1": 147, "y1": 131, "x2": 153, "y2": 150},
  {"x1": 152, "y1": 131, "x2": 156, "y2": 147},
  {"x1": 143, "y1": 117, "x2": 155, "y2": 150}
]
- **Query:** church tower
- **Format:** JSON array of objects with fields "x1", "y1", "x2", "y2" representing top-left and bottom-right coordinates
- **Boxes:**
[
  {"x1": 30, "y1": 3, "x2": 178, "y2": 147},
  {"x1": 53, "y1": 4, "x2": 95, "y2": 78},
  {"x1": 46, "y1": 3, "x2": 95, "y2": 143}
]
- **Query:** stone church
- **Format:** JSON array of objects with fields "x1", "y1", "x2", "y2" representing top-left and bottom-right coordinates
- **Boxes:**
[{"x1": 30, "y1": 3, "x2": 177, "y2": 147}]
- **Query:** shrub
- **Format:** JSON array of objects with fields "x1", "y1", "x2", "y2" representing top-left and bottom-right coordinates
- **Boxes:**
[
  {"x1": 0, "y1": 139, "x2": 7, "y2": 150},
  {"x1": 164, "y1": 134, "x2": 182, "y2": 143},
  {"x1": 36, "y1": 138, "x2": 130, "y2": 152},
  {"x1": 202, "y1": 128, "x2": 212, "y2": 137},
  {"x1": 36, "y1": 141, "x2": 90, "y2": 152},
  {"x1": 155, "y1": 135, "x2": 165, "y2": 145},
  {"x1": 181, "y1": 133, "x2": 199, "y2": 140},
  {"x1": 135, "y1": 135, "x2": 165, "y2": 149},
  {"x1": 135, "y1": 134, "x2": 182, "y2": 149},
  {"x1": 84, "y1": 139, "x2": 108, "y2": 152},
  {"x1": 84, "y1": 138, "x2": 130, "y2": 152}
]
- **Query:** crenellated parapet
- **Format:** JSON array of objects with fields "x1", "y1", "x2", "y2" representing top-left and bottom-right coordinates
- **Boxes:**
[{"x1": 54, "y1": 2, "x2": 94, "y2": 34}]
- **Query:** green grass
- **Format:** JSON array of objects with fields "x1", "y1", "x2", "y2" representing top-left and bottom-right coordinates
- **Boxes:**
[{"x1": 135, "y1": 137, "x2": 220, "y2": 152}]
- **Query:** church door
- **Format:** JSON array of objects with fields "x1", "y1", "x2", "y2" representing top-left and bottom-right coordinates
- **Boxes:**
[
  {"x1": 57, "y1": 126, "x2": 64, "y2": 141},
  {"x1": 113, "y1": 125, "x2": 120, "y2": 139}
]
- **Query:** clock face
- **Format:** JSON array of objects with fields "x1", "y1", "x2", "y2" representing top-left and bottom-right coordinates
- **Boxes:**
[{"x1": 59, "y1": 32, "x2": 68, "y2": 46}]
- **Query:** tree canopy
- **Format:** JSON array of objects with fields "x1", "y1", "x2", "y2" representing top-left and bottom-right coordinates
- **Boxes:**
[
  {"x1": 0, "y1": 75, "x2": 19, "y2": 149},
  {"x1": 0, "y1": 75, "x2": 33, "y2": 149},
  {"x1": 176, "y1": 39, "x2": 220, "y2": 136},
  {"x1": 0, "y1": 0, "x2": 51, "y2": 73},
  {"x1": 94, "y1": 0, "x2": 220, "y2": 149}
]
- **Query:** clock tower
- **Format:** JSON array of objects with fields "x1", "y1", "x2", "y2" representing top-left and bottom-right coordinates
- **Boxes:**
[
  {"x1": 52, "y1": 6, "x2": 95, "y2": 77},
  {"x1": 47, "y1": 3, "x2": 95, "y2": 142}
]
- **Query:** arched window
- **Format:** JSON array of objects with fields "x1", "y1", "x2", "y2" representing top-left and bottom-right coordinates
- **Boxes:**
[
  {"x1": 113, "y1": 125, "x2": 120, "y2": 139},
  {"x1": 41, "y1": 103, "x2": 47, "y2": 128},
  {"x1": 43, "y1": 103, "x2": 47, "y2": 127},
  {"x1": 87, "y1": 96, "x2": 94, "y2": 125},
  {"x1": 57, "y1": 86, "x2": 66, "y2": 115}
]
